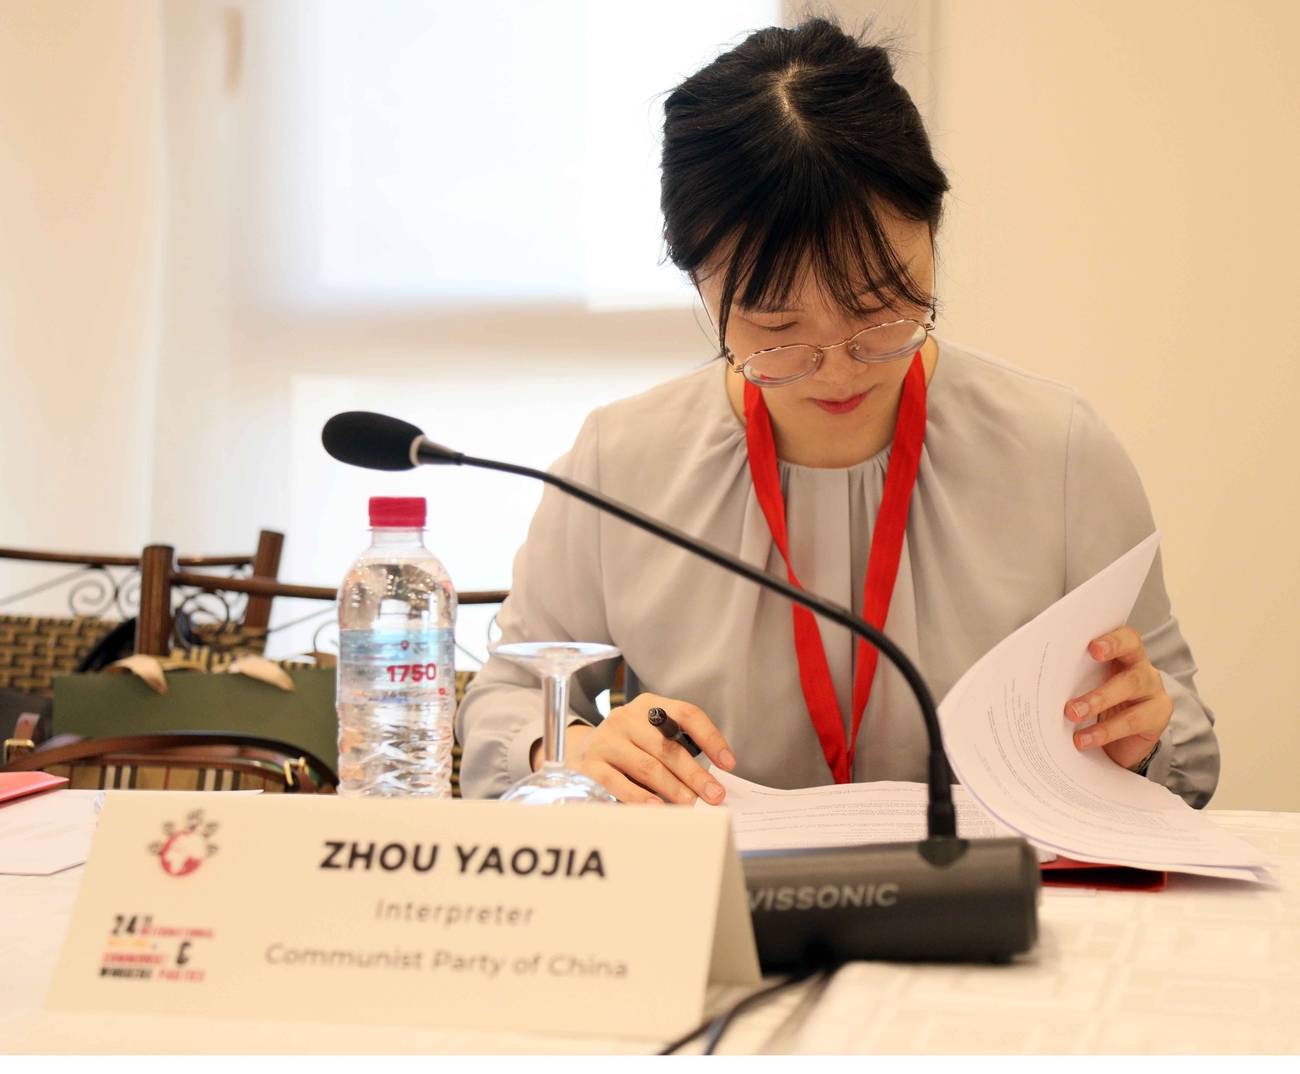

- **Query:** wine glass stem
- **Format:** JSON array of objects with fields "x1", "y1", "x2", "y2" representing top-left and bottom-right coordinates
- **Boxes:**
[{"x1": 541, "y1": 671, "x2": 568, "y2": 769}]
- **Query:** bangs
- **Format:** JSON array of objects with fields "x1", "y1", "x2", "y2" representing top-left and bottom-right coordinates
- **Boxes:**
[
  {"x1": 660, "y1": 21, "x2": 949, "y2": 350},
  {"x1": 723, "y1": 188, "x2": 932, "y2": 322},
  {"x1": 684, "y1": 160, "x2": 937, "y2": 349}
]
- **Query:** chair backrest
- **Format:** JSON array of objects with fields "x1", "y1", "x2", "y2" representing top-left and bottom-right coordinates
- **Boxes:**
[
  {"x1": 136, "y1": 544, "x2": 508, "y2": 658},
  {"x1": 1, "y1": 730, "x2": 338, "y2": 793},
  {"x1": 0, "y1": 615, "x2": 118, "y2": 697},
  {"x1": 0, "y1": 532, "x2": 282, "y2": 697},
  {"x1": 136, "y1": 553, "x2": 511, "y2": 798}
]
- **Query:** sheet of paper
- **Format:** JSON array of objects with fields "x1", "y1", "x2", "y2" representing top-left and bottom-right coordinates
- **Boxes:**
[
  {"x1": 0, "y1": 789, "x2": 101, "y2": 875},
  {"x1": 937, "y1": 531, "x2": 1273, "y2": 874},
  {"x1": 1154, "y1": 863, "x2": 1275, "y2": 883},
  {"x1": 0, "y1": 789, "x2": 264, "y2": 876}
]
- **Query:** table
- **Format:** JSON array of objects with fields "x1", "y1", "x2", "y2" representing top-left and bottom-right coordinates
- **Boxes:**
[{"x1": 1, "y1": 810, "x2": 1297, "y2": 1054}]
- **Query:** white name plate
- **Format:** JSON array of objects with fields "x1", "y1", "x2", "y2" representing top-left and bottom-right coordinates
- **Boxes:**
[{"x1": 45, "y1": 794, "x2": 759, "y2": 1041}]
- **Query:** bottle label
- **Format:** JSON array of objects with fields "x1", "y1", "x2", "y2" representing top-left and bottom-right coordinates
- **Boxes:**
[{"x1": 339, "y1": 629, "x2": 455, "y2": 698}]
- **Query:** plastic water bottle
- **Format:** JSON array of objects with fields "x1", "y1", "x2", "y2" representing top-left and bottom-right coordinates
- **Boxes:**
[{"x1": 337, "y1": 496, "x2": 457, "y2": 797}]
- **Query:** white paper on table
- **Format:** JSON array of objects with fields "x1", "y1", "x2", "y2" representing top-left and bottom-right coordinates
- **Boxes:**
[
  {"x1": 0, "y1": 788, "x2": 264, "y2": 876},
  {"x1": 0, "y1": 789, "x2": 101, "y2": 875},
  {"x1": 937, "y1": 530, "x2": 1274, "y2": 876}
]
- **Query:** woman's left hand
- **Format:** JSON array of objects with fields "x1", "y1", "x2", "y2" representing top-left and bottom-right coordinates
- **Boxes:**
[{"x1": 1065, "y1": 626, "x2": 1171, "y2": 771}]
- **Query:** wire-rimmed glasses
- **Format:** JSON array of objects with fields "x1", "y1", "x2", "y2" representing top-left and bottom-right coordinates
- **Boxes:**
[
  {"x1": 495, "y1": 641, "x2": 620, "y2": 805},
  {"x1": 724, "y1": 314, "x2": 935, "y2": 387}
]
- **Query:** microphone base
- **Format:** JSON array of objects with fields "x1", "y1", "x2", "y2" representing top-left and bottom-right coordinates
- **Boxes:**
[{"x1": 742, "y1": 836, "x2": 1040, "y2": 969}]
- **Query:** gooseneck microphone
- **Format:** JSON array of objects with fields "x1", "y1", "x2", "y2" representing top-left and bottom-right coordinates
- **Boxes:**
[
  {"x1": 322, "y1": 410, "x2": 1039, "y2": 966},
  {"x1": 324, "y1": 412, "x2": 957, "y2": 834}
]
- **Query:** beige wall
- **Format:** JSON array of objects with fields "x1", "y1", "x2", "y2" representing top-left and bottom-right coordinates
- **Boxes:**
[
  {"x1": 924, "y1": 1, "x2": 1300, "y2": 809},
  {"x1": 0, "y1": 1, "x2": 165, "y2": 558},
  {"x1": 149, "y1": 1, "x2": 243, "y2": 554}
]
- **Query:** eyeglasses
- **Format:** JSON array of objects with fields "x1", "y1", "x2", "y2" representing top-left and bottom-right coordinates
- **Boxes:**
[{"x1": 723, "y1": 314, "x2": 935, "y2": 387}]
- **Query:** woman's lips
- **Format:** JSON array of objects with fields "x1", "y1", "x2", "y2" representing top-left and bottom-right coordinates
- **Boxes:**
[{"x1": 812, "y1": 391, "x2": 868, "y2": 415}]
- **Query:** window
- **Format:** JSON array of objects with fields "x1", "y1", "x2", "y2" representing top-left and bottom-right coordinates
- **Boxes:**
[
  {"x1": 230, "y1": 1, "x2": 782, "y2": 661},
  {"x1": 312, "y1": 0, "x2": 779, "y2": 308}
]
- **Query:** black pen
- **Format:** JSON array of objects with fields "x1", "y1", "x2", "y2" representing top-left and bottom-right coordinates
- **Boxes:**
[{"x1": 646, "y1": 707, "x2": 702, "y2": 757}]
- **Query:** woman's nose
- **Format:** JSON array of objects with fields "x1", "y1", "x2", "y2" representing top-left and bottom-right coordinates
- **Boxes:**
[{"x1": 813, "y1": 342, "x2": 860, "y2": 386}]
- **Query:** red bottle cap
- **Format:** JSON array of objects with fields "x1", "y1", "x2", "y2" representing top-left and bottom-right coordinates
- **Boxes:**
[{"x1": 369, "y1": 497, "x2": 426, "y2": 528}]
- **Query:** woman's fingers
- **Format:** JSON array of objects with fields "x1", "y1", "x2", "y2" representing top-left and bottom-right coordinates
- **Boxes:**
[
  {"x1": 629, "y1": 722, "x2": 727, "y2": 805},
  {"x1": 1088, "y1": 625, "x2": 1143, "y2": 664},
  {"x1": 1065, "y1": 661, "x2": 1161, "y2": 723},
  {"x1": 596, "y1": 737, "x2": 701, "y2": 806},
  {"x1": 1073, "y1": 696, "x2": 1170, "y2": 750},
  {"x1": 568, "y1": 694, "x2": 734, "y2": 807},
  {"x1": 662, "y1": 699, "x2": 736, "y2": 771},
  {"x1": 1066, "y1": 627, "x2": 1174, "y2": 766},
  {"x1": 588, "y1": 761, "x2": 665, "y2": 806}
]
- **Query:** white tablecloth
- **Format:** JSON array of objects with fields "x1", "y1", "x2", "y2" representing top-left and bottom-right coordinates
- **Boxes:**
[{"x1": 1, "y1": 809, "x2": 1296, "y2": 1054}]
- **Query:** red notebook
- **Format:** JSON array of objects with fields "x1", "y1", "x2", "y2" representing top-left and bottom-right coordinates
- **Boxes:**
[
  {"x1": 0, "y1": 772, "x2": 69, "y2": 804},
  {"x1": 1041, "y1": 855, "x2": 1167, "y2": 892}
]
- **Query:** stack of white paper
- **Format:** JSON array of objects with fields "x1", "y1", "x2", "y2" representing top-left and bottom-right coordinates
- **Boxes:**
[
  {"x1": 705, "y1": 772, "x2": 988, "y2": 845},
  {"x1": 699, "y1": 769, "x2": 1057, "y2": 864}
]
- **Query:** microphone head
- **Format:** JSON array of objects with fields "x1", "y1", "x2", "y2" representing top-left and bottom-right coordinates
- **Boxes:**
[{"x1": 322, "y1": 411, "x2": 424, "y2": 471}]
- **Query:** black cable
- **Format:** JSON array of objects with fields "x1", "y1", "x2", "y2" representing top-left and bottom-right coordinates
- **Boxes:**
[
  {"x1": 703, "y1": 968, "x2": 825, "y2": 1055},
  {"x1": 657, "y1": 968, "x2": 825, "y2": 1055}
]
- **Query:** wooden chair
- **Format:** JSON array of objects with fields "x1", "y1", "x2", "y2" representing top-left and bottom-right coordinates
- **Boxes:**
[
  {"x1": 1, "y1": 731, "x2": 338, "y2": 793},
  {"x1": 134, "y1": 544, "x2": 508, "y2": 657},
  {"x1": 0, "y1": 531, "x2": 283, "y2": 701},
  {"x1": 135, "y1": 545, "x2": 510, "y2": 797},
  {"x1": 132, "y1": 551, "x2": 634, "y2": 798},
  {"x1": 138, "y1": 550, "x2": 626, "y2": 706}
]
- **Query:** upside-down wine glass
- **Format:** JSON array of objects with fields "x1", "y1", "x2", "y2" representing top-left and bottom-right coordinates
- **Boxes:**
[{"x1": 494, "y1": 641, "x2": 620, "y2": 804}]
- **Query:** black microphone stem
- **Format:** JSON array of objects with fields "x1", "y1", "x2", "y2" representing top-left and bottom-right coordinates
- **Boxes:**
[{"x1": 416, "y1": 439, "x2": 957, "y2": 839}]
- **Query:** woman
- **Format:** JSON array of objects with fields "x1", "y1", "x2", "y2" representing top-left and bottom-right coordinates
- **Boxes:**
[{"x1": 457, "y1": 19, "x2": 1219, "y2": 808}]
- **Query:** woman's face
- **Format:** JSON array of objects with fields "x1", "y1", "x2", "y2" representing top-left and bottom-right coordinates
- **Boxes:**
[{"x1": 698, "y1": 213, "x2": 936, "y2": 463}]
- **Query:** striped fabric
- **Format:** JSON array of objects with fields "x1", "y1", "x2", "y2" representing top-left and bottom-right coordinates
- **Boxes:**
[{"x1": 42, "y1": 762, "x2": 296, "y2": 794}]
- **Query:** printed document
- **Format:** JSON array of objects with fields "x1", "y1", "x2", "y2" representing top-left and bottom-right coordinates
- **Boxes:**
[
  {"x1": 701, "y1": 531, "x2": 1272, "y2": 881},
  {"x1": 937, "y1": 530, "x2": 1270, "y2": 876}
]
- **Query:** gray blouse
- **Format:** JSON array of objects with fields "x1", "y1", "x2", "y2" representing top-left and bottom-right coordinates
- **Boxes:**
[{"x1": 457, "y1": 339, "x2": 1220, "y2": 807}]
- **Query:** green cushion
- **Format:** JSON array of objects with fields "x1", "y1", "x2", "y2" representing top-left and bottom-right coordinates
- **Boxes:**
[{"x1": 52, "y1": 669, "x2": 338, "y2": 771}]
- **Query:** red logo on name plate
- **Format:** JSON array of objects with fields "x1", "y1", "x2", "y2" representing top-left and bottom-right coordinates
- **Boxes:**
[{"x1": 147, "y1": 810, "x2": 219, "y2": 877}]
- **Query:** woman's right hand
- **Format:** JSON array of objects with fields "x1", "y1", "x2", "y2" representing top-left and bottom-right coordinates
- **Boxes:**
[{"x1": 534, "y1": 694, "x2": 736, "y2": 805}]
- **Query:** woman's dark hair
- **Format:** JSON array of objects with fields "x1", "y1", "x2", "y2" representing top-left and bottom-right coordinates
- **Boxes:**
[{"x1": 661, "y1": 18, "x2": 948, "y2": 349}]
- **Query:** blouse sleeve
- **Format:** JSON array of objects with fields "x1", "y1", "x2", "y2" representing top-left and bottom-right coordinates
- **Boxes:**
[
  {"x1": 1063, "y1": 395, "x2": 1221, "y2": 807},
  {"x1": 455, "y1": 411, "x2": 619, "y2": 799}
]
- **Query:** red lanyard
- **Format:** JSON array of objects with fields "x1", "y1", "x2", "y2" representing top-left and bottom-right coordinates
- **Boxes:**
[{"x1": 743, "y1": 353, "x2": 928, "y2": 783}]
